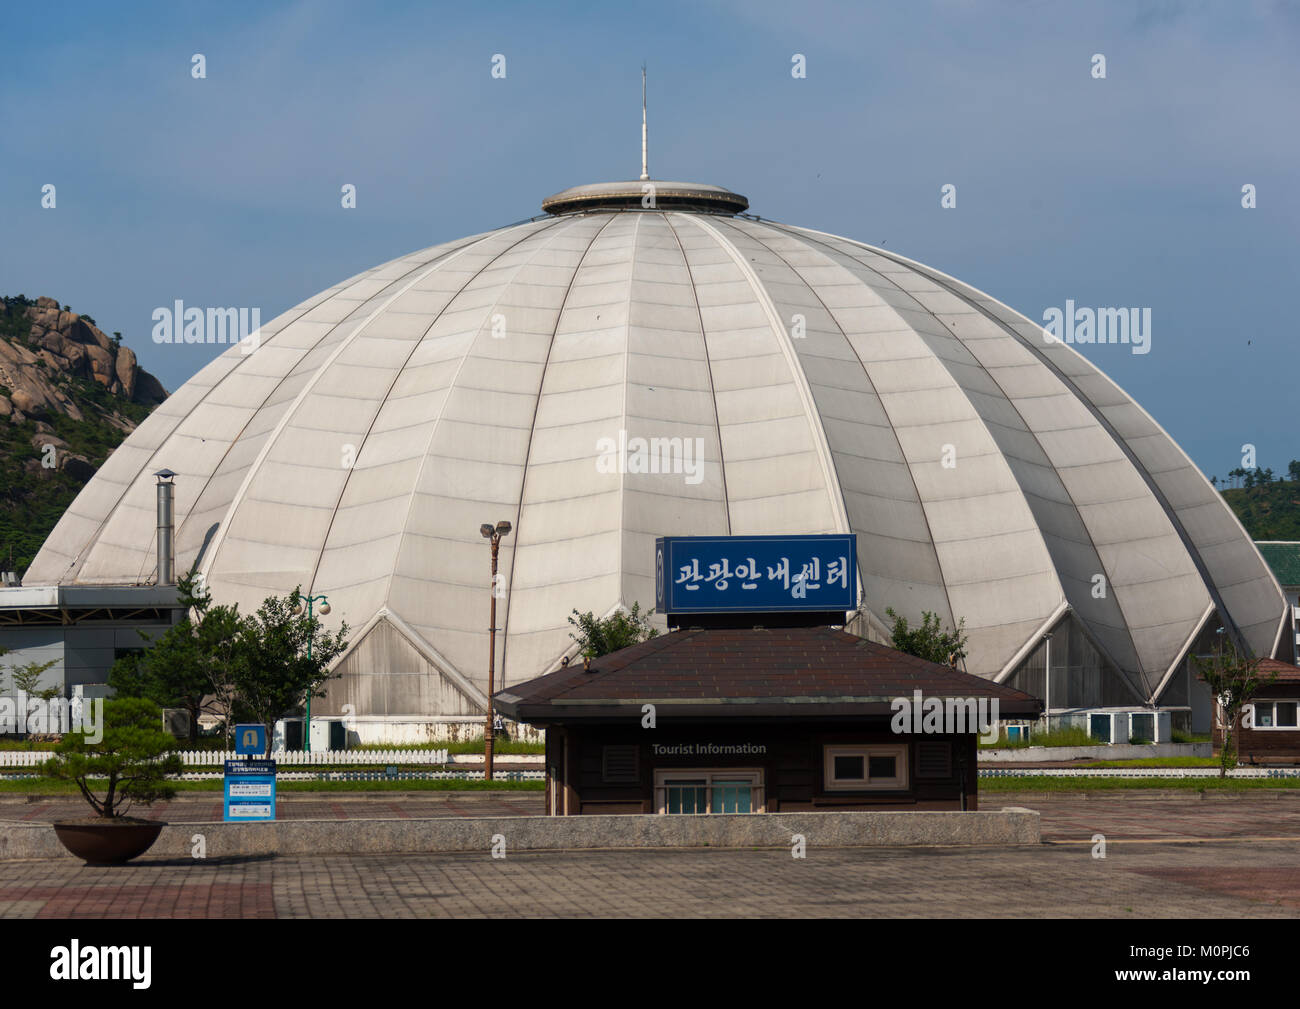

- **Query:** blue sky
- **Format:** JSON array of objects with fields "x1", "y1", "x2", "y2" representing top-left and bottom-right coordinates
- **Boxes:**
[{"x1": 3, "y1": 0, "x2": 1297, "y2": 480}]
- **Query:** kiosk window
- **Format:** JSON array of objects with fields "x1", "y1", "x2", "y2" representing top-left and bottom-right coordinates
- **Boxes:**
[
  {"x1": 1252, "y1": 701, "x2": 1299, "y2": 729},
  {"x1": 654, "y1": 769, "x2": 764, "y2": 814},
  {"x1": 823, "y1": 745, "x2": 908, "y2": 791}
]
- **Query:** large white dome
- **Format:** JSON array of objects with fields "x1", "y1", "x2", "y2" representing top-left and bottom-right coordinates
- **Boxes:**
[{"x1": 26, "y1": 179, "x2": 1288, "y2": 717}]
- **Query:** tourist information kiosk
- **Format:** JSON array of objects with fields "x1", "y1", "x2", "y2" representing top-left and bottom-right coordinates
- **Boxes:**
[{"x1": 497, "y1": 534, "x2": 1042, "y2": 815}]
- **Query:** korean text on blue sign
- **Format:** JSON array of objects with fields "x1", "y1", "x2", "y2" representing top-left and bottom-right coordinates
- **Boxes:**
[
  {"x1": 655, "y1": 534, "x2": 856, "y2": 614},
  {"x1": 223, "y1": 759, "x2": 277, "y2": 822}
]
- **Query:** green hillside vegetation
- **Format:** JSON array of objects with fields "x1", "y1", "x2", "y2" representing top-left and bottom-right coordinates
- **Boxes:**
[{"x1": 1212, "y1": 462, "x2": 1300, "y2": 541}]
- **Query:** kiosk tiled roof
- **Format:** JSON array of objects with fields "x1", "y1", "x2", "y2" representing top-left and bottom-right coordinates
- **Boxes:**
[
  {"x1": 1258, "y1": 657, "x2": 1300, "y2": 684},
  {"x1": 495, "y1": 626, "x2": 1042, "y2": 721}
]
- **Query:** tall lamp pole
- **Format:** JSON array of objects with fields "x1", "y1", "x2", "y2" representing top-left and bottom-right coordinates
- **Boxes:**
[
  {"x1": 291, "y1": 593, "x2": 330, "y2": 752},
  {"x1": 479, "y1": 520, "x2": 512, "y2": 781},
  {"x1": 1042, "y1": 631, "x2": 1053, "y2": 734}
]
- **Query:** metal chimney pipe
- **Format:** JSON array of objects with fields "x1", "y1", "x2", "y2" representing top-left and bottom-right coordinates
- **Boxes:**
[{"x1": 155, "y1": 469, "x2": 176, "y2": 586}]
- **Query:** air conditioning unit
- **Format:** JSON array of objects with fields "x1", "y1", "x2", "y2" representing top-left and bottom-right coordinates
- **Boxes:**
[
  {"x1": 161, "y1": 708, "x2": 190, "y2": 738},
  {"x1": 1127, "y1": 710, "x2": 1171, "y2": 743},
  {"x1": 273, "y1": 718, "x2": 305, "y2": 752},
  {"x1": 1088, "y1": 711, "x2": 1129, "y2": 745},
  {"x1": 272, "y1": 718, "x2": 349, "y2": 751},
  {"x1": 309, "y1": 718, "x2": 346, "y2": 752}
]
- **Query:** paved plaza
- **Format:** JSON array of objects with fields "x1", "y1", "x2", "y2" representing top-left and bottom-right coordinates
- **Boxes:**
[{"x1": 1, "y1": 792, "x2": 1297, "y2": 917}]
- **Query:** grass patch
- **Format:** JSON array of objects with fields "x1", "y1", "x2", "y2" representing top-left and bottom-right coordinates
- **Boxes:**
[
  {"x1": 1080, "y1": 757, "x2": 1220, "y2": 768},
  {"x1": 0, "y1": 776, "x2": 544, "y2": 794},
  {"x1": 275, "y1": 778, "x2": 543, "y2": 792},
  {"x1": 352, "y1": 740, "x2": 545, "y2": 755},
  {"x1": 980, "y1": 726, "x2": 1099, "y2": 749},
  {"x1": 0, "y1": 739, "x2": 546, "y2": 755},
  {"x1": 980, "y1": 775, "x2": 1300, "y2": 792}
]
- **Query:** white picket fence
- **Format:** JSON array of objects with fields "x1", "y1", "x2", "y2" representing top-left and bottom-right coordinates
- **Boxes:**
[
  {"x1": 979, "y1": 766, "x2": 1300, "y2": 778},
  {"x1": 0, "y1": 748, "x2": 448, "y2": 768}
]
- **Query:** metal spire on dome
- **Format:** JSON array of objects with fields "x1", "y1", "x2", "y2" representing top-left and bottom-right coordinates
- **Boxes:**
[
  {"x1": 640, "y1": 64, "x2": 648, "y2": 181},
  {"x1": 540, "y1": 67, "x2": 749, "y2": 216}
]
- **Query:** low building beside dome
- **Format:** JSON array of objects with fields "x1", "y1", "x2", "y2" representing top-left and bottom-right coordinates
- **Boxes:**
[{"x1": 0, "y1": 585, "x2": 181, "y2": 707}]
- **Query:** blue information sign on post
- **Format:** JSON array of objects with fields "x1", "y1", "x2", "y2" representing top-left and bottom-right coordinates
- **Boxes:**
[
  {"x1": 223, "y1": 759, "x2": 277, "y2": 821},
  {"x1": 227, "y1": 723, "x2": 274, "y2": 822},
  {"x1": 233, "y1": 723, "x2": 266, "y2": 756},
  {"x1": 655, "y1": 534, "x2": 857, "y2": 614}
]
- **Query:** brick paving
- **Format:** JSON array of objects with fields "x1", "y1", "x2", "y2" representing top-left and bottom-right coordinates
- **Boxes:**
[
  {"x1": 2, "y1": 791, "x2": 1298, "y2": 917},
  {"x1": 1009, "y1": 793, "x2": 1300, "y2": 842},
  {"x1": 0, "y1": 842, "x2": 1294, "y2": 918}
]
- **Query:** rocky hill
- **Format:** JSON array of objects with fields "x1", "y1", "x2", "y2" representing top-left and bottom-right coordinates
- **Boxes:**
[{"x1": 0, "y1": 295, "x2": 167, "y2": 577}]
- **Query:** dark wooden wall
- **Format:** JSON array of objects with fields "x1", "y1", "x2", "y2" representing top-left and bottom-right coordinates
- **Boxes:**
[
  {"x1": 543, "y1": 721, "x2": 981, "y2": 815},
  {"x1": 1213, "y1": 687, "x2": 1300, "y2": 760}
]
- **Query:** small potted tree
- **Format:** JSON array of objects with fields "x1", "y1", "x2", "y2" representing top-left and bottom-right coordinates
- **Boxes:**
[{"x1": 48, "y1": 697, "x2": 184, "y2": 864}]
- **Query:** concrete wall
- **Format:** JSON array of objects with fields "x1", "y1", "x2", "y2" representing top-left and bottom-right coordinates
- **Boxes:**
[
  {"x1": 63, "y1": 625, "x2": 165, "y2": 689},
  {"x1": 980, "y1": 742, "x2": 1212, "y2": 762},
  {"x1": 4, "y1": 808, "x2": 1041, "y2": 860},
  {"x1": 0, "y1": 626, "x2": 65, "y2": 697},
  {"x1": 0, "y1": 620, "x2": 169, "y2": 706},
  {"x1": 339, "y1": 716, "x2": 543, "y2": 745}
]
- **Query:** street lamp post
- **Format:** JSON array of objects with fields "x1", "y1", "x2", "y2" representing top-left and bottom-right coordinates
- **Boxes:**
[
  {"x1": 1042, "y1": 631, "x2": 1053, "y2": 734},
  {"x1": 479, "y1": 520, "x2": 512, "y2": 781},
  {"x1": 291, "y1": 593, "x2": 330, "y2": 752}
]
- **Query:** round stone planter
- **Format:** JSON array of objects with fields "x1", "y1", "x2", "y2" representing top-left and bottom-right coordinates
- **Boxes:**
[{"x1": 53, "y1": 818, "x2": 165, "y2": 865}]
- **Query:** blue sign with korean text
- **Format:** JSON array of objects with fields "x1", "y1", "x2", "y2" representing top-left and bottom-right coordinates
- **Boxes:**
[
  {"x1": 223, "y1": 759, "x2": 277, "y2": 822},
  {"x1": 655, "y1": 534, "x2": 857, "y2": 614},
  {"x1": 233, "y1": 723, "x2": 266, "y2": 756}
]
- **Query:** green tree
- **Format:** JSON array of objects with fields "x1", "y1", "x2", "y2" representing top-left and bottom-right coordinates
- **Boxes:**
[
  {"x1": 884, "y1": 607, "x2": 968, "y2": 667},
  {"x1": 1194, "y1": 636, "x2": 1277, "y2": 778},
  {"x1": 568, "y1": 602, "x2": 658, "y2": 660},
  {"x1": 48, "y1": 697, "x2": 182, "y2": 818},
  {"x1": 1288, "y1": 459, "x2": 1300, "y2": 482},
  {"x1": 230, "y1": 587, "x2": 349, "y2": 745},
  {"x1": 10, "y1": 658, "x2": 60, "y2": 701},
  {"x1": 108, "y1": 572, "x2": 242, "y2": 742}
]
